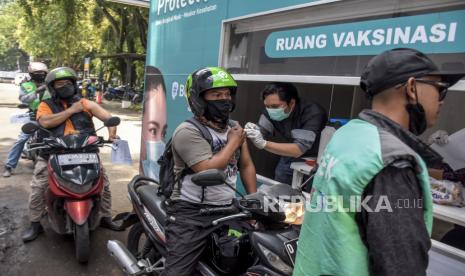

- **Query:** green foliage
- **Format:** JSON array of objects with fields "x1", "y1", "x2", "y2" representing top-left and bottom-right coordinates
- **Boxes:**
[
  {"x1": 92, "y1": 0, "x2": 148, "y2": 84},
  {"x1": 0, "y1": 1, "x2": 29, "y2": 70},
  {"x1": 0, "y1": 1, "x2": 18, "y2": 55},
  {"x1": 16, "y1": 0, "x2": 103, "y2": 68},
  {"x1": 0, "y1": 0, "x2": 148, "y2": 84}
]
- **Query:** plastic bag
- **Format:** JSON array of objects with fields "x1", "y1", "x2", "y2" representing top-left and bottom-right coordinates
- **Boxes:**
[
  {"x1": 111, "y1": 139, "x2": 133, "y2": 165},
  {"x1": 430, "y1": 177, "x2": 464, "y2": 206},
  {"x1": 10, "y1": 113, "x2": 31, "y2": 124}
]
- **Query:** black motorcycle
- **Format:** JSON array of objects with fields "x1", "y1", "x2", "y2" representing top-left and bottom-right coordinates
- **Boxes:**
[
  {"x1": 17, "y1": 103, "x2": 39, "y2": 164},
  {"x1": 107, "y1": 169, "x2": 304, "y2": 275}
]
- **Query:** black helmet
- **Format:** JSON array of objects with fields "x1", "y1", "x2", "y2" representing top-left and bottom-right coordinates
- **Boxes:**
[
  {"x1": 185, "y1": 67, "x2": 237, "y2": 117},
  {"x1": 45, "y1": 67, "x2": 78, "y2": 99}
]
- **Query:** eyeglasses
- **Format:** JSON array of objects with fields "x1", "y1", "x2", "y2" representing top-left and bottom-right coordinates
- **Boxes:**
[{"x1": 416, "y1": 79, "x2": 450, "y2": 101}]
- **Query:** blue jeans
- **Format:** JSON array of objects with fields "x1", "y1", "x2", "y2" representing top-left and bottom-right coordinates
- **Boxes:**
[
  {"x1": 274, "y1": 157, "x2": 294, "y2": 185},
  {"x1": 5, "y1": 131, "x2": 30, "y2": 169},
  {"x1": 274, "y1": 156, "x2": 311, "y2": 188}
]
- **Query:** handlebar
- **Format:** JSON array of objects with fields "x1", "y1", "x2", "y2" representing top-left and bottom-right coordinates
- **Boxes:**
[
  {"x1": 211, "y1": 213, "x2": 251, "y2": 226},
  {"x1": 199, "y1": 202, "x2": 254, "y2": 226},
  {"x1": 199, "y1": 205, "x2": 239, "y2": 216},
  {"x1": 27, "y1": 136, "x2": 113, "y2": 152}
]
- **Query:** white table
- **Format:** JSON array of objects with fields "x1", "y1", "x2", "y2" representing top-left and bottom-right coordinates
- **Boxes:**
[
  {"x1": 290, "y1": 161, "x2": 465, "y2": 228},
  {"x1": 429, "y1": 240, "x2": 465, "y2": 275},
  {"x1": 433, "y1": 204, "x2": 465, "y2": 228},
  {"x1": 290, "y1": 162, "x2": 314, "y2": 189},
  {"x1": 431, "y1": 199, "x2": 465, "y2": 267}
]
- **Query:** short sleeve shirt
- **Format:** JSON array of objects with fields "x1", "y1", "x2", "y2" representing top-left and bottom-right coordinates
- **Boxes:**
[{"x1": 171, "y1": 122, "x2": 239, "y2": 205}]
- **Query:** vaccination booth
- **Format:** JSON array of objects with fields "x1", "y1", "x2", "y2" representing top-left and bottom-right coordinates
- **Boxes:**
[{"x1": 136, "y1": 0, "x2": 465, "y2": 273}]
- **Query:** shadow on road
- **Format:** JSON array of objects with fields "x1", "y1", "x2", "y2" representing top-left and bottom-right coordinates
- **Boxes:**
[{"x1": 0, "y1": 142, "x2": 134, "y2": 276}]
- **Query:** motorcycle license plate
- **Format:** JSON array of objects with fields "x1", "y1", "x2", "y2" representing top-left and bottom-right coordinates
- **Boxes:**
[
  {"x1": 58, "y1": 153, "x2": 98, "y2": 165},
  {"x1": 284, "y1": 238, "x2": 299, "y2": 265}
]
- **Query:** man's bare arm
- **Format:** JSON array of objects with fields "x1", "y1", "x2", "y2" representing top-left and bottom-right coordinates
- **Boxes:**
[
  {"x1": 239, "y1": 140, "x2": 257, "y2": 194},
  {"x1": 86, "y1": 100, "x2": 118, "y2": 139}
]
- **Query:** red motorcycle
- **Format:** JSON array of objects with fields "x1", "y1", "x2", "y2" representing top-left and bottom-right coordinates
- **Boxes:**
[{"x1": 22, "y1": 117, "x2": 120, "y2": 263}]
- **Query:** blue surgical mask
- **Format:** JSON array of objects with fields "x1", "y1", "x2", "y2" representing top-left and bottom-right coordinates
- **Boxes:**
[
  {"x1": 142, "y1": 140, "x2": 166, "y2": 181},
  {"x1": 266, "y1": 107, "x2": 290, "y2": 121}
]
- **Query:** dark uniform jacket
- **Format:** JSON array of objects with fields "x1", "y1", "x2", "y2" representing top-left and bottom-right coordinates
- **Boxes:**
[
  {"x1": 356, "y1": 110, "x2": 442, "y2": 276},
  {"x1": 258, "y1": 100, "x2": 327, "y2": 157}
]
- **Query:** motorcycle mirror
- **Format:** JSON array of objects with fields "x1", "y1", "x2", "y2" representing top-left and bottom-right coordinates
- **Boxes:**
[
  {"x1": 22, "y1": 122, "x2": 39, "y2": 134},
  {"x1": 17, "y1": 103, "x2": 29, "y2": 109},
  {"x1": 104, "y1": 117, "x2": 121, "y2": 127},
  {"x1": 191, "y1": 169, "x2": 226, "y2": 187}
]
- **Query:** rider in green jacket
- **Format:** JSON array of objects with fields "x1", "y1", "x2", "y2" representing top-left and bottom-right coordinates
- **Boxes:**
[
  {"x1": 3, "y1": 62, "x2": 50, "y2": 177},
  {"x1": 294, "y1": 48, "x2": 465, "y2": 276}
]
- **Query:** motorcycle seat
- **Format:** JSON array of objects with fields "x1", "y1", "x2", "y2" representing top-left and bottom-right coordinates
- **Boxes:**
[{"x1": 136, "y1": 185, "x2": 167, "y2": 228}]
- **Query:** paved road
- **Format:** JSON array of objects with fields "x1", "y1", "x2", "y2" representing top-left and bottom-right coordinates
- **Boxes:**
[{"x1": 0, "y1": 83, "x2": 143, "y2": 275}]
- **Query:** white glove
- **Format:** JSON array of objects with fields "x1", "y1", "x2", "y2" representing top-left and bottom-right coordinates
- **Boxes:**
[
  {"x1": 428, "y1": 130, "x2": 449, "y2": 146},
  {"x1": 244, "y1": 122, "x2": 267, "y2": 149},
  {"x1": 244, "y1": 122, "x2": 260, "y2": 131}
]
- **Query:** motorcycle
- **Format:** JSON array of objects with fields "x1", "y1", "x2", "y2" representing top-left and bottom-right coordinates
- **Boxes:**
[
  {"x1": 104, "y1": 84, "x2": 136, "y2": 102},
  {"x1": 21, "y1": 116, "x2": 121, "y2": 263},
  {"x1": 131, "y1": 88, "x2": 143, "y2": 105},
  {"x1": 17, "y1": 103, "x2": 39, "y2": 164},
  {"x1": 107, "y1": 169, "x2": 304, "y2": 275},
  {"x1": 23, "y1": 129, "x2": 40, "y2": 164}
]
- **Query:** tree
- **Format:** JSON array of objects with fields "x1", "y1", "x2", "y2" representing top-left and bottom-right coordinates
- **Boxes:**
[
  {"x1": 16, "y1": 0, "x2": 103, "y2": 69},
  {"x1": 0, "y1": 0, "x2": 148, "y2": 84},
  {"x1": 93, "y1": 0, "x2": 148, "y2": 85},
  {"x1": 0, "y1": 1, "x2": 28, "y2": 70}
]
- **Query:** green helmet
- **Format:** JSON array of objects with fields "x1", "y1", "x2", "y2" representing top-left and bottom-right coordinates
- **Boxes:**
[
  {"x1": 185, "y1": 67, "x2": 237, "y2": 117},
  {"x1": 45, "y1": 67, "x2": 78, "y2": 98}
]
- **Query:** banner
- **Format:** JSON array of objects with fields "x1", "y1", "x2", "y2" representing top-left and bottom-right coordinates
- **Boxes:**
[{"x1": 265, "y1": 9, "x2": 465, "y2": 58}]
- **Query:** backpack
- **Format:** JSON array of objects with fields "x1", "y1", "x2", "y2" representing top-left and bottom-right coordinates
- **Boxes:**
[{"x1": 157, "y1": 117, "x2": 214, "y2": 198}]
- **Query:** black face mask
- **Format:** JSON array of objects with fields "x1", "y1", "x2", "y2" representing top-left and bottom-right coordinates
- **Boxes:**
[
  {"x1": 30, "y1": 73, "x2": 46, "y2": 83},
  {"x1": 204, "y1": 99, "x2": 234, "y2": 127},
  {"x1": 405, "y1": 86, "x2": 427, "y2": 135},
  {"x1": 56, "y1": 84, "x2": 76, "y2": 99}
]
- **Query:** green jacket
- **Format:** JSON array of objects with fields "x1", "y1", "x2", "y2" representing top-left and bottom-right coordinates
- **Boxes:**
[
  {"x1": 19, "y1": 81, "x2": 50, "y2": 111},
  {"x1": 293, "y1": 111, "x2": 433, "y2": 276}
]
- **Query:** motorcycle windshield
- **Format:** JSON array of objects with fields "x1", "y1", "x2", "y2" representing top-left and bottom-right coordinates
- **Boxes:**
[
  {"x1": 61, "y1": 134, "x2": 93, "y2": 149},
  {"x1": 50, "y1": 154, "x2": 101, "y2": 194}
]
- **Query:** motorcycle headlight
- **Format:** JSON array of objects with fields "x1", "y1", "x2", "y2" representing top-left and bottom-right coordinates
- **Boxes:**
[
  {"x1": 281, "y1": 202, "x2": 304, "y2": 225},
  {"x1": 257, "y1": 243, "x2": 293, "y2": 275}
]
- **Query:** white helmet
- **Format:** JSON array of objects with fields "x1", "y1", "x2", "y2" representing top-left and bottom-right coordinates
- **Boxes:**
[{"x1": 28, "y1": 62, "x2": 48, "y2": 74}]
